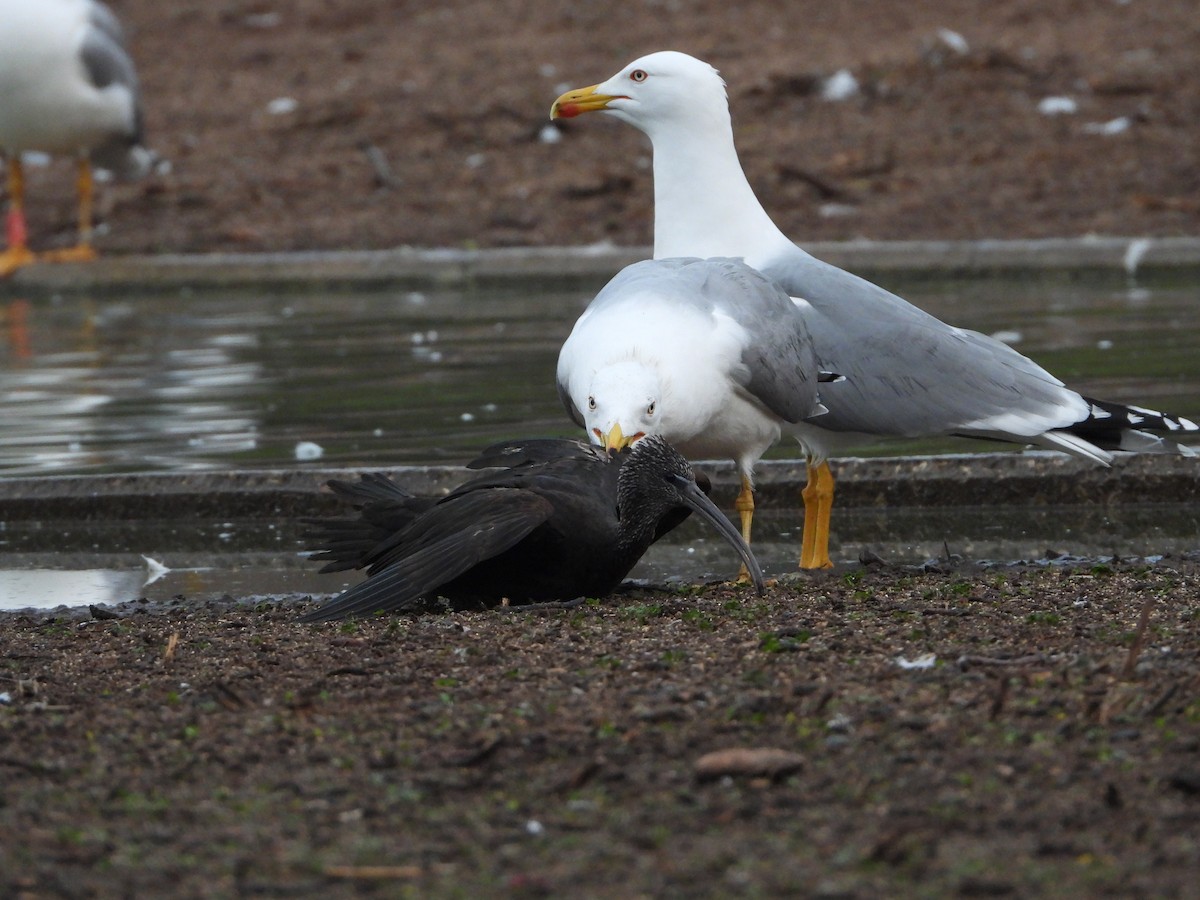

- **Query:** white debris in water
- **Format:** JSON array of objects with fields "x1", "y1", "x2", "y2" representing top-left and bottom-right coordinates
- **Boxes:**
[
  {"x1": 525, "y1": 819, "x2": 545, "y2": 836},
  {"x1": 1083, "y1": 116, "x2": 1131, "y2": 136},
  {"x1": 482, "y1": 403, "x2": 498, "y2": 413},
  {"x1": 465, "y1": 152, "x2": 486, "y2": 169},
  {"x1": 266, "y1": 97, "x2": 298, "y2": 115},
  {"x1": 896, "y1": 653, "x2": 938, "y2": 670},
  {"x1": 821, "y1": 69, "x2": 859, "y2": 102},
  {"x1": 412, "y1": 346, "x2": 442, "y2": 362},
  {"x1": 295, "y1": 441, "x2": 324, "y2": 461},
  {"x1": 1097, "y1": 339, "x2": 1114, "y2": 350},
  {"x1": 142, "y1": 556, "x2": 171, "y2": 586},
  {"x1": 539, "y1": 123, "x2": 563, "y2": 145},
  {"x1": 1038, "y1": 96, "x2": 1077, "y2": 116},
  {"x1": 1123, "y1": 237, "x2": 1153, "y2": 276},
  {"x1": 406, "y1": 291, "x2": 427, "y2": 305},
  {"x1": 21, "y1": 151, "x2": 51, "y2": 167},
  {"x1": 373, "y1": 428, "x2": 384, "y2": 437},
  {"x1": 460, "y1": 412, "x2": 475, "y2": 422}
]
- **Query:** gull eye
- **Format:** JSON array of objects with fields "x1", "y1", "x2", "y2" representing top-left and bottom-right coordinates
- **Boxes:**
[
  {"x1": 630, "y1": 69, "x2": 648, "y2": 83},
  {"x1": 587, "y1": 396, "x2": 596, "y2": 411},
  {"x1": 646, "y1": 401, "x2": 656, "y2": 416}
]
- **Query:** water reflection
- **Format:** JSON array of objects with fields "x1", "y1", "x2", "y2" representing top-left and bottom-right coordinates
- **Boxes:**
[
  {"x1": 0, "y1": 295, "x2": 264, "y2": 474},
  {"x1": 0, "y1": 276, "x2": 1198, "y2": 476},
  {"x1": 0, "y1": 569, "x2": 144, "y2": 610}
]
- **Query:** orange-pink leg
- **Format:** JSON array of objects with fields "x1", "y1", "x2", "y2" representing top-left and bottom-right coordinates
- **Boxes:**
[
  {"x1": 1, "y1": 157, "x2": 37, "y2": 277},
  {"x1": 799, "y1": 459, "x2": 835, "y2": 569},
  {"x1": 734, "y1": 473, "x2": 756, "y2": 580},
  {"x1": 40, "y1": 158, "x2": 98, "y2": 265}
]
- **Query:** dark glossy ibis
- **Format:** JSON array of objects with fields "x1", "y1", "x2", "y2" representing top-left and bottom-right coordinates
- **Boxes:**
[{"x1": 301, "y1": 435, "x2": 762, "y2": 621}]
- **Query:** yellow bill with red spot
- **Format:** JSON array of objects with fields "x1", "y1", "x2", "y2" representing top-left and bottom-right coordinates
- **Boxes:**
[{"x1": 550, "y1": 84, "x2": 625, "y2": 119}]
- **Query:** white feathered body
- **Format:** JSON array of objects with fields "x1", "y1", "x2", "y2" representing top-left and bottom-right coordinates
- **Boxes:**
[
  {"x1": 560, "y1": 287, "x2": 783, "y2": 472},
  {"x1": 0, "y1": 0, "x2": 140, "y2": 158}
]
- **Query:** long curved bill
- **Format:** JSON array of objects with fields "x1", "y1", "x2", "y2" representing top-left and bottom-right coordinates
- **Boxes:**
[
  {"x1": 550, "y1": 84, "x2": 625, "y2": 119},
  {"x1": 668, "y1": 473, "x2": 765, "y2": 595}
]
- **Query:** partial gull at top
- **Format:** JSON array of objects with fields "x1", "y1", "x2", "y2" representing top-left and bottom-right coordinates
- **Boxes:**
[{"x1": 0, "y1": 0, "x2": 155, "y2": 276}]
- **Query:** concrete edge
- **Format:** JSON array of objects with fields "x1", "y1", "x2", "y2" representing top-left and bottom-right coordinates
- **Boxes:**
[
  {"x1": 2, "y1": 236, "x2": 1198, "y2": 292},
  {"x1": 1, "y1": 452, "x2": 1196, "y2": 521}
]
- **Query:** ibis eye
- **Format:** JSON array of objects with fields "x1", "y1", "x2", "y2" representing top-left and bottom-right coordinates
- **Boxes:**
[
  {"x1": 630, "y1": 69, "x2": 648, "y2": 83},
  {"x1": 587, "y1": 396, "x2": 596, "y2": 411},
  {"x1": 646, "y1": 401, "x2": 656, "y2": 416}
]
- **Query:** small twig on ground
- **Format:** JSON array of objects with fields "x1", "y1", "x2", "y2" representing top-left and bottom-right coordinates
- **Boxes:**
[
  {"x1": 496, "y1": 597, "x2": 588, "y2": 614},
  {"x1": 360, "y1": 142, "x2": 402, "y2": 189},
  {"x1": 989, "y1": 675, "x2": 1010, "y2": 721},
  {"x1": 1144, "y1": 681, "x2": 1179, "y2": 718},
  {"x1": 163, "y1": 631, "x2": 180, "y2": 663},
  {"x1": 447, "y1": 734, "x2": 505, "y2": 768},
  {"x1": 1121, "y1": 594, "x2": 1157, "y2": 680},
  {"x1": 324, "y1": 865, "x2": 423, "y2": 880},
  {"x1": 957, "y1": 653, "x2": 1047, "y2": 670}
]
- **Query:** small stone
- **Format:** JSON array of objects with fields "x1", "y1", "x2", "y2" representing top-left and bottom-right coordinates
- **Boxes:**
[{"x1": 695, "y1": 747, "x2": 804, "y2": 781}]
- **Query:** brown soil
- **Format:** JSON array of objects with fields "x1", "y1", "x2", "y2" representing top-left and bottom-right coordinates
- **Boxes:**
[
  {"x1": 4, "y1": 4, "x2": 1200, "y2": 896},
  {"x1": 4, "y1": 560, "x2": 1200, "y2": 896},
  {"x1": 10, "y1": 0, "x2": 1200, "y2": 256}
]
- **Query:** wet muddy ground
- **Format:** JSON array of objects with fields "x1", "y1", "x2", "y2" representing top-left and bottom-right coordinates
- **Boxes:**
[
  {"x1": 3, "y1": 558, "x2": 1199, "y2": 897},
  {"x1": 4, "y1": 1, "x2": 1200, "y2": 894},
  {"x1": 8, "y1": 1, "x2": 1200, "y2": 257}
]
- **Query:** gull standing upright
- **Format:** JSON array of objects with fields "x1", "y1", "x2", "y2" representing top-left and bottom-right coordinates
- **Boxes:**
[
  {"x1": 557, "y1": 256, "x2": 830, "y2": 558},
  {"x1": 0, "y1": 0, "x2": 154, "y2": 276},
  {"x1": 551, "y1": 50, "x2": 1199, "y2": 569}
]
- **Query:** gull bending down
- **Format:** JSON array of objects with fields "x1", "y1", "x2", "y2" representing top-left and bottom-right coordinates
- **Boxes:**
[{"x1": 558, "y1": 256, "x2": 833, "y2": 566}]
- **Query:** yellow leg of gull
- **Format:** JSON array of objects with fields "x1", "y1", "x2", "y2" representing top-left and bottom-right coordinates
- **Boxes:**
[
  {"x1": 41, "y1": 159, "x2": 98, "y2": 265},
  {"x1": 1, "y1": 158, "x2": 37, "y2": 277},
  {"x1": 799, "y1": 459, "x2": 835, "y2": 570},
  {"x1": 734, "y1": 474, "x2": 755, "y2": 581}
]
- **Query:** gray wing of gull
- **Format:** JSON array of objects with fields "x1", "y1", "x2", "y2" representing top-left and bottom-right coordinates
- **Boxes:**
[
  {"x1": 79, "y1": 1, "x2": 152, "y2": 176},
  {"x1": 758, "y1": 250, "x2": 1089, "y2": 440},
  {"x1": 81, "y1": 5, "x2": 139, "y2": 93},
  {"x1": 580, "y1": 257, "x2": 825, "y2": 423},
  {"x1": 87, "y1": 2, "x2": 127, "y2": 48}
]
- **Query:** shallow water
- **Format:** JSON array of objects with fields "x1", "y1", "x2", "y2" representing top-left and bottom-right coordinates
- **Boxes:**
[
  {"x1": 2, "y1": 271, "x2": 1198, "y2": 609},
  {"x1": 2, "y1": 500, "x2": 1198, "y2": 612},
  {"x1": 1, "y1": 272, "x2": 1197, "y2": 476}
]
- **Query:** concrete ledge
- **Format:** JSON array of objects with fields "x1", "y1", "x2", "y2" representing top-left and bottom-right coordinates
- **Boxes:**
[
  {"x1": 2, "y1": 236, "x2": 1198, "y2": 293},
  {"x1": 1, "y1": 452, "x2": 1196, "y2": 522}
]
